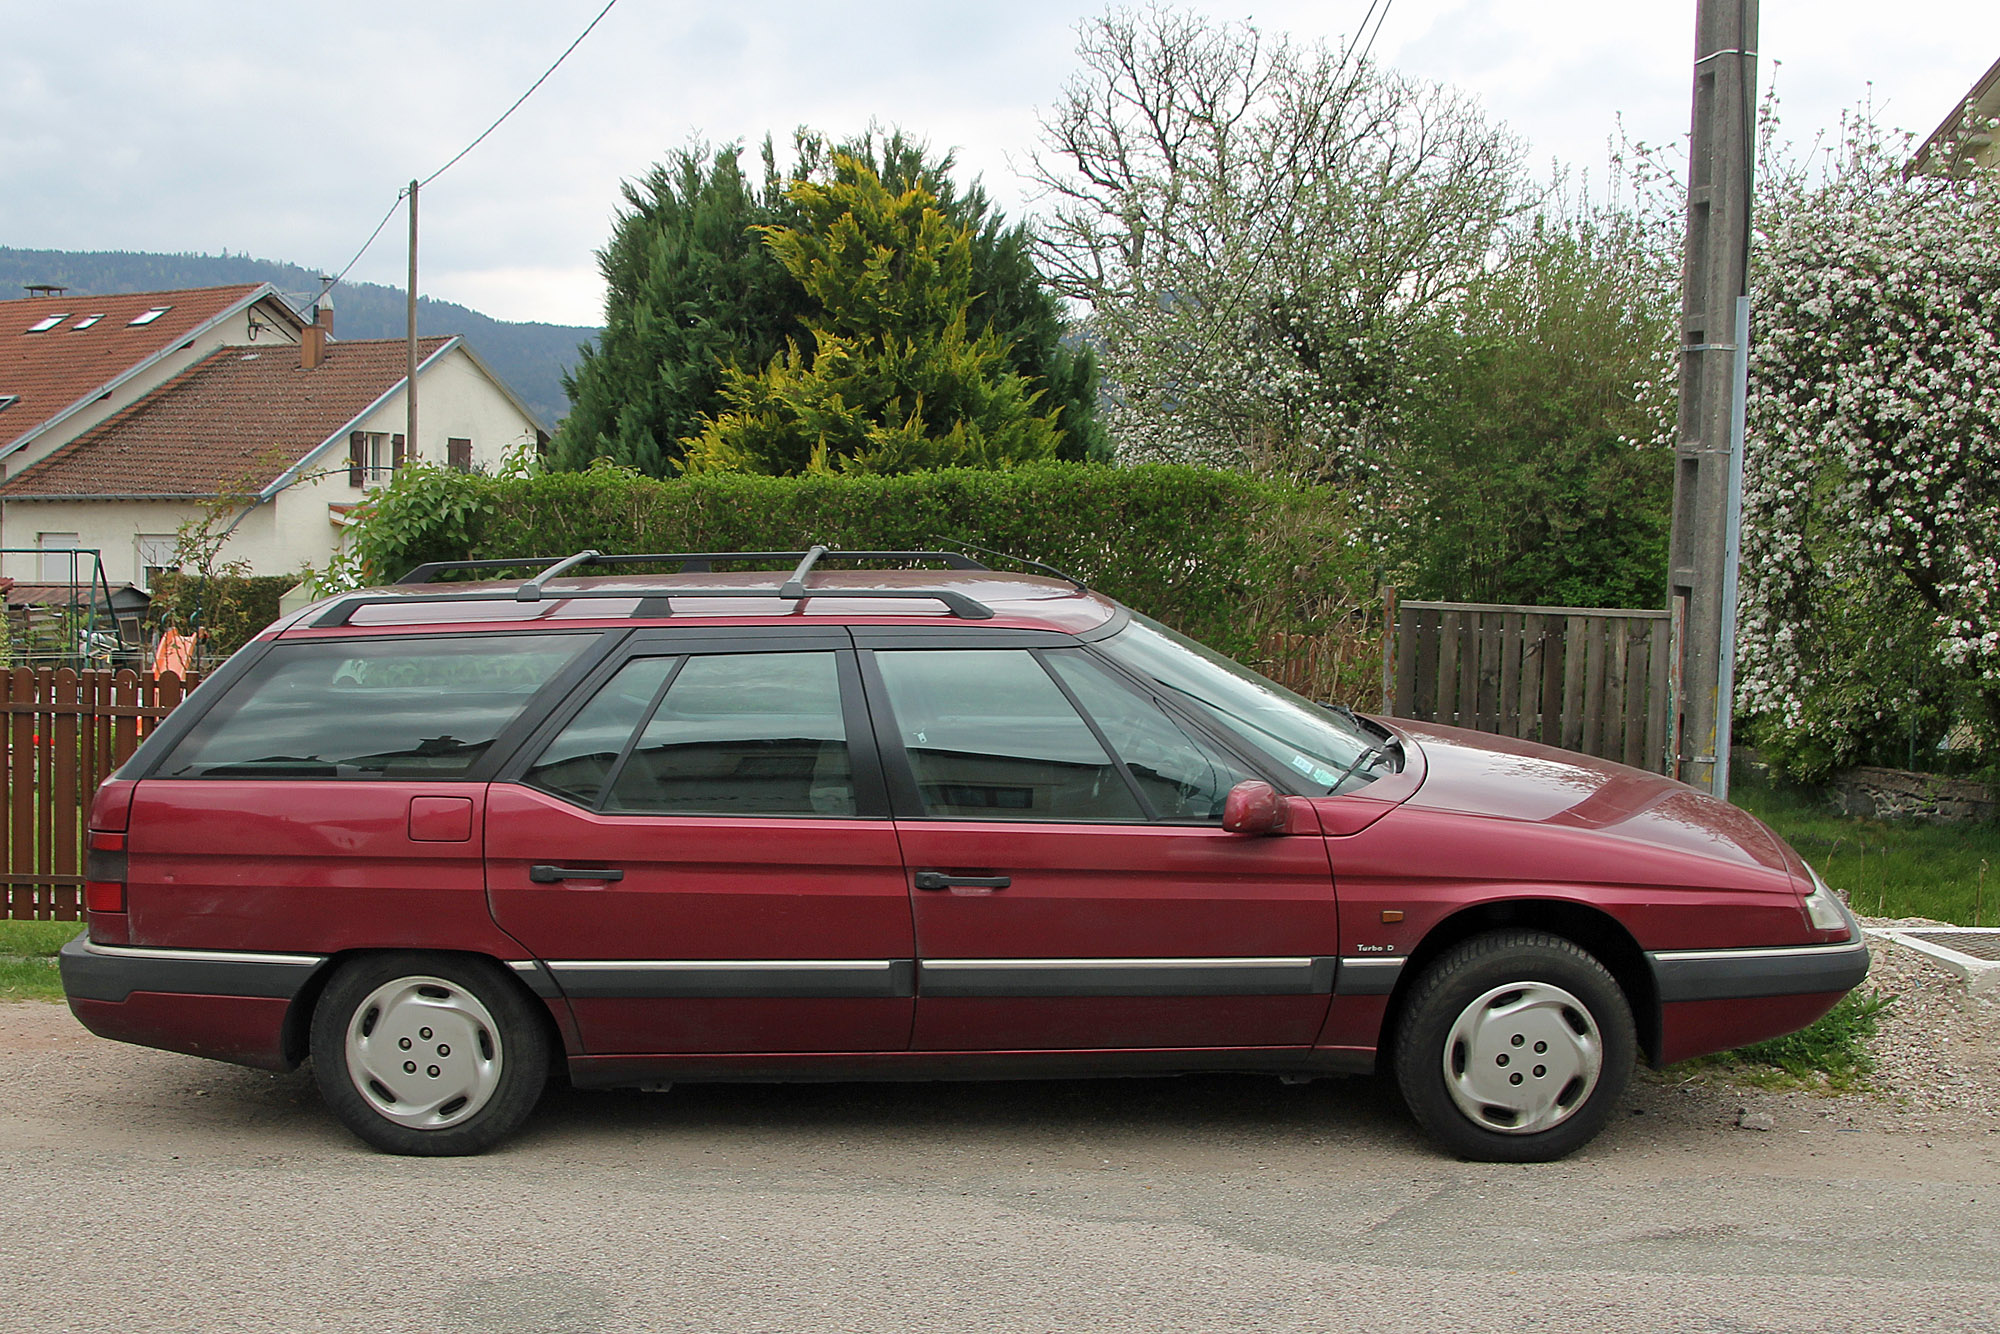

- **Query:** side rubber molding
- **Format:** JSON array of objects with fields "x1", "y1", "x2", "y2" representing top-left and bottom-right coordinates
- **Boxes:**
[
  {"x1": 1647, "y1": 936, "x2": 1870, "y2": 1004},
  {"x1": 59, "y1": 935, "x2": 325, "y2": 1004}
]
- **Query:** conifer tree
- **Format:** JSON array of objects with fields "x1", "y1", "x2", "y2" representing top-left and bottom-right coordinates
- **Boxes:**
[
  {"x1": 554, "y1": 132, "x2": 1102, "y2": 475},
  {"x1": 681, "y1": 159, "x2": 1063, "y2": 474}
]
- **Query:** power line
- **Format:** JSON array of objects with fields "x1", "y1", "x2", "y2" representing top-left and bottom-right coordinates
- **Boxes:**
[
  {"x1": 421, "y1": 0, "x2": 621, "y2": 189},
  {"x1": 314, "y1": 0, "x2": 622, "y2": 305},
  {"x1": 1354, "y1": 0, "x2": 1395, "y2": 70}
]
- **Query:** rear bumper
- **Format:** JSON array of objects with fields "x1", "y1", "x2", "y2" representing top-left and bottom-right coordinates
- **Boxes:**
[
  {"x1": 59, "y1": 935, "x2": 326, "y2": 1003},
  {"x1": 60, "y1": 935, "x2": 324, "y2": 1071}
]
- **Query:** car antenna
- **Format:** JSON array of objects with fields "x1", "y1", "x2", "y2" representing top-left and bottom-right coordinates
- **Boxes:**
[{"x1": 927, "y1": 535, "x2": 1088, "y2": 592}]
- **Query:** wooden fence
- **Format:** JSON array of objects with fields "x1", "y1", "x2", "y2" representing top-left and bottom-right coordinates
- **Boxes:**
[
  {"x1": 1389, "y1": 601, "x2": 1672, "y2": 773},
  {"x1": 2, "y1": 668, "x2": 198, "y2": 922}
]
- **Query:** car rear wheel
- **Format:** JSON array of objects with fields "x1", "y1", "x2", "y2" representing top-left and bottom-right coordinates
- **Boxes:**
[
  {"x1": 310, "y1": 953, "x2": 550, "y2": 1156},
  {"x1": 1393, "y1": 930, "x2": 1635, "y2": 1163}
]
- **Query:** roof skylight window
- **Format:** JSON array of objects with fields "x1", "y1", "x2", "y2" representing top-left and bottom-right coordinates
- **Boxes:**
[
  {"x1": 72, "y1": 314, "x2": 104, "y2": 330},
  {"x1": 26, "y1": 314, "x2": 68, "y2": 333},
  {"x1": 0, "y1": 394, "x2": 18, "y2": 412},
  {"x1": 128, "y1": 306, "x2": 171, "y2": 326}
]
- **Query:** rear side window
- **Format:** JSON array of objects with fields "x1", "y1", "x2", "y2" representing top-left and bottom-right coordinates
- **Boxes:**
[{"x1": 154, "y1": 634, "x2": 591, "y2": 780}]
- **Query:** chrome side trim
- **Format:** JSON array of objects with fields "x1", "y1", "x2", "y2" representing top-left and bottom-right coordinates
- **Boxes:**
[
  {"x1": 1333, "y1": 957, "x2": 1404, "y2": 996},
  {"x1": 81, "y1": 942, "x2": 325, "y2": 967},
  {"x1": 1649, "y1": 942, "x2": 1862, "y2": 963}
]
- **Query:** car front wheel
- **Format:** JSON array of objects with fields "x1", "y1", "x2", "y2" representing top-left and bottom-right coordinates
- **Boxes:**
[
  {"x1": 1393, "y1": 930, "x2": 1636, "y2": 1163},
  {"x1": 309, "y1": 953, "x2": 550, "y2": 1156}
]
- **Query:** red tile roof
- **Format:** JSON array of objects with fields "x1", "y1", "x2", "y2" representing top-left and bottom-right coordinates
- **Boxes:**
[
  {"x1": 0, "y1": 285, "x2": 285, "y2": 456},
  {"x1": 0, "y1": 337, "x2": 453, "y2": 499}
]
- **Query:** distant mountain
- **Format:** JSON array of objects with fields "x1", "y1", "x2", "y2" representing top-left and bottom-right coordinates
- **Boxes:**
[{"x1": 0, "y1": 247, "x2": 598, "y2": 428}]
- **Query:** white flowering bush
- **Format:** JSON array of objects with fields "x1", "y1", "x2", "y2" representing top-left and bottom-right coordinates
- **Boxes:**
[{"x1": 1738, "y1": 114, "x2": 2000, "y2": 779}]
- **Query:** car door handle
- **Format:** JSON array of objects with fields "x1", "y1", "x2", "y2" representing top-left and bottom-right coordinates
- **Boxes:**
[
  {"x1": 529, "y1": 864, "x2": 625, "y2": 883},
  {"x1": 913, "y1": 871, "x2": 1011, "y2": 891}
]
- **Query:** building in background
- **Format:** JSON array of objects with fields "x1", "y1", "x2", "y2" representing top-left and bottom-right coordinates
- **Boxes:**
[
  {"x1": 0, "y1": 284, "x2": 542, "y2": 592},
  {"x1": 1908, "y1": 55, "x2": 2000, "y2": 178}
]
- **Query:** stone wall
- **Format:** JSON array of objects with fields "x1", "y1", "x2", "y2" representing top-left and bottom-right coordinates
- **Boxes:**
[{"x1": 1826, "y1": 765, "x2": 1997, "y2": 824}]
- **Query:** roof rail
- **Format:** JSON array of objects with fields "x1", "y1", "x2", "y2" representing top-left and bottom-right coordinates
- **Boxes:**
[
  {"x1": 395, "y1": 548, "x2": 990, "y2": 587},
  {"x1": 312, "y1": 545, "x2": 1002, "y2": 628}
]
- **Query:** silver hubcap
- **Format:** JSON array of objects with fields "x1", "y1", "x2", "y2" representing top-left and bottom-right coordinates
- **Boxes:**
[
  {"x1": 1442, "y1": 981, "x2": 1602, "y2": 1135},
  {"x1": 345, "y1": 976, "x2": 502, "y2": 1130}
]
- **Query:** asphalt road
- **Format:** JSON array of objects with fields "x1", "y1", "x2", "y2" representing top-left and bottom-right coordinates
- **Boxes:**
[{"x1": 1, "y1": 1001, "x2": 1995, "y2": 1334}]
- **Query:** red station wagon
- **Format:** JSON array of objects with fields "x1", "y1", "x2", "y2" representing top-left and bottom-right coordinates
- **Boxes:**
[{"x1": 60, "y1": 547, "x2": 1869, "y2": 1160}]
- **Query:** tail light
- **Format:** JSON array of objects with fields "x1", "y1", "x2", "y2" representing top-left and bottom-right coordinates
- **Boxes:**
[{"x1": 85, "y1": 830, "x2": 127, "y2": 914}]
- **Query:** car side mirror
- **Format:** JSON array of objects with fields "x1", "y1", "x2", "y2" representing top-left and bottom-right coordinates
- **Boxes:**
[{"x1": 1222, "y1": 780, "x2": 1289, "y2": 835}]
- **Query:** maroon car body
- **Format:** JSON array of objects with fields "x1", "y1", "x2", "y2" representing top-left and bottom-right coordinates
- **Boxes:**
[{"x1": 61, "y1": 551, "x2": 1867, "y2": 1159}]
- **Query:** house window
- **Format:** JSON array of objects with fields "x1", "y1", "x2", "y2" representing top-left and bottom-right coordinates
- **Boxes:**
[
  {"x1": 448, "y1": 438, "x2": 472, "y2": 472},
  {"x1": 128, "y1": 306, "x2": 171, "y2": 327},
  {"x1": 26, "y1": 314, "x2": 68, "y2": 334},
  {"x1": 37, "y1": 533, "x2": 80, "y2": 583},
  {"x1": 72, "y1": 315, "x2": 105, "y2": 330},
  {"x1": 347, "y1": 432, "x2": 407, "y2": 487},
  {"x1": 137, "y1": 535, "x2": 179, "y2": 590},
  {"x1": 0, "y1": 394, "x2": 17, "y2": 413}
]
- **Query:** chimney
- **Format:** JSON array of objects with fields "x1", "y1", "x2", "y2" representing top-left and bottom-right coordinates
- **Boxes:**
[{"x1": 300, "y1": 293, "x2": 334, "y2": 370}]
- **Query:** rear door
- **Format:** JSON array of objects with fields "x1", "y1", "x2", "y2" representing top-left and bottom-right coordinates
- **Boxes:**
[
  {"x1": 125, "y1": 631, "x2": 604, "y2": 955},
  {"x1": 859, "y1": 636, "x2": 1340, "y2": 1053},
  {"x1": 485, "y1": 630, "x2": 914, "y2": 1055}
]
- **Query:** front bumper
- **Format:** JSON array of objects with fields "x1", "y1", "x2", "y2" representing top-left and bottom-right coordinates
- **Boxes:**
[
  {"x1": 1644, "y1": 906, "x2": 1872, "y2": 1065},
  {"x1": 1646, "y1": 905, "x2": 1871, "y2": 1004}
]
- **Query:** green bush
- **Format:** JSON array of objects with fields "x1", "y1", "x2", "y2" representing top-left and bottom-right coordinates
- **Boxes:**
[{"x1": 346, "y1": 461, "x2": 1374, "y2": 662}]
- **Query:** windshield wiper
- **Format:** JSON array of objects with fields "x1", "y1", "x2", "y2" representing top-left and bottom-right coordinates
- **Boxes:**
[{"x1": 1325, "y1": 744, "x2": 1386, "y2": 793}]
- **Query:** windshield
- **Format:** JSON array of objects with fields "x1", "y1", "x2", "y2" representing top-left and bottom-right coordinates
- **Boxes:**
[{"x1": 1095, "y1": 615, "x2": 1393, "y2": 796}]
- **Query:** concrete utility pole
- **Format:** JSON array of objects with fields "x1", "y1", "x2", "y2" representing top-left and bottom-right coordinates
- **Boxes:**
[
  {"x1": 406, "y1": 178, "x2": 420, "y2": 462},
  {"x1": 1667, "y1": 0, "x2": 1759, "y2": 798}
]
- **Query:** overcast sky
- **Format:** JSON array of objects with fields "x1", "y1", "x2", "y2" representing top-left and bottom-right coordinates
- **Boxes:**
[{"x1": 2, "y1": 1, "x2": 1993, "y2": 327}]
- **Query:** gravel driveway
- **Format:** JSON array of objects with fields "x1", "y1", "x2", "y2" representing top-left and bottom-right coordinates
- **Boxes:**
[{"x1": 0, "y1": 934, "x2": 1995, "y2": 1334}]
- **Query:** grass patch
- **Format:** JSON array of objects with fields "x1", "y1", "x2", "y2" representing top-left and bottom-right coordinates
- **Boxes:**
[
  {"x1": 0, "y1": 955, "x2": 64, "y2": 1001},
  {"x1": 1732, "y1": 769, "x2": 2000, "y2": 925},
  {"x1": 1675, "y1": 991, "x2": 1892, "y2": 1091},
  {"x1": 0, "y1": 920, "x2": 81, "y2": 957}
]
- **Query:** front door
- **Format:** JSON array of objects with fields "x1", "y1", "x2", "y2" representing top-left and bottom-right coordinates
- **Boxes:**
[
  {"x1": 861, "y1": 641, "x2": 1340, "y2": 1053},
  {"x1": 487, "y1": 635, "x2": 913, "y2": 1055}
]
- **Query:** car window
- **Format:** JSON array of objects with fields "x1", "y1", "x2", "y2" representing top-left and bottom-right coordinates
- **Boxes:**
[
  {"x1": 603, "y1": 652, "x2": 856, "y2": 817},
  {"x1": 524, "y1": 656, "x2": 679, "y2": 807},
  {"x1": 1096, "y1": 615, "x2": 1388, "y2": 795},
  {"x1": 154, "y1": 634, "x2": 591, "y2": 780},
  {"x1": 1043, "y1": 651, "x2": 1256, "y2": 821},
  {"x1": 874, "y1": 649, "x2": 1144, "y2": 821}
]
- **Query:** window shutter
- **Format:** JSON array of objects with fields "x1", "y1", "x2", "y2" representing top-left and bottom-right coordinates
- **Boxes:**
[
  {"x1": 348, "y1": 432, "x2": 365, "y2": 487},
  {"x1": 391, "y1": 434, "x2": 406, "y2": 470}
]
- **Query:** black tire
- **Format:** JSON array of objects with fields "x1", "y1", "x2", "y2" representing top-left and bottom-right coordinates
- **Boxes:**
[
  {"x1": 1392, "y1": 930, "x2": 1636, "y2": 1163},
  {"x1": 310, "y1": 953, "x2": 551, "y2": 1156}
]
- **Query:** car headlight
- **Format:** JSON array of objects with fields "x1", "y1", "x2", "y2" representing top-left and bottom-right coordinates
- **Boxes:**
[{"x1": 1800, "y1": 863, "x2": 1850, "y2": 933}]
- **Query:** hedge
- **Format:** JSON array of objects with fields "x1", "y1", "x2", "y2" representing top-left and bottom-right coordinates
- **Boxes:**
[
  {"x1": 149, "y1": 572, "x2": 299, "y2": 658},
  {"x1": 346, "y1": 462, "x2": 1374, "y2": 661}
]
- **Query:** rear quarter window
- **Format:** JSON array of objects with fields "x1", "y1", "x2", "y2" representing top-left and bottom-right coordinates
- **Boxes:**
[{"x1": 152, "y1": 634, "x2": 593, "y2": 780}]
